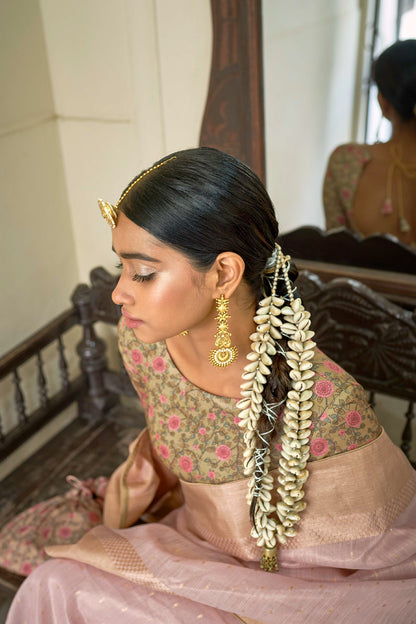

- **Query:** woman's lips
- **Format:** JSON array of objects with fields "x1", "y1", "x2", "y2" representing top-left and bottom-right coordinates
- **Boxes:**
[{"x1": 122, "y1": 310, "x2": 143, "y2": 329}]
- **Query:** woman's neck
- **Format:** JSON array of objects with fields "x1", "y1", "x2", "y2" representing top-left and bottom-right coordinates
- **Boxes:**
[
  {"x1": 166, "y1": 285, "x2": 256, "y2": 399},
  {"x1": 388, "y1": 119, "x2": 416, "y2": 158}
]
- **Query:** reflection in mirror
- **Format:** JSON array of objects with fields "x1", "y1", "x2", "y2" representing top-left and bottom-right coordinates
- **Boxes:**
[
  {"x1": 323, "y1": 38, "x2": 416, "y2": 248},
  {"x1": 262, "y1": 1, "x2": 416, "y2": 251}
]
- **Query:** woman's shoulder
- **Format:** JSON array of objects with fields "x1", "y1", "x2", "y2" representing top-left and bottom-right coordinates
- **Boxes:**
[
  {"x1": 328, "y1": 142, "x2": 372, "y2": 167},
  {"x1": 307, "y1": 350, "x2": 382, "y2": 461}
]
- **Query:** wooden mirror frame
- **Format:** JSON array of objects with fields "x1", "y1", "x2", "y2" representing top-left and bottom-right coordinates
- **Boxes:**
[{"x1": 199, "y1": 0, "x2": 265, "y2": 181}]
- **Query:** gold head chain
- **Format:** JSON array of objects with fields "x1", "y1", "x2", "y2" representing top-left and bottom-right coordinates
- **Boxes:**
[{"x1": 98, "y1": 156, "x2": 177, "y2": 228}]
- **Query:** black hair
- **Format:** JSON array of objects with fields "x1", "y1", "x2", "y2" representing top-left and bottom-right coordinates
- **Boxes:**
[
  {"x1": 373, "y1": 39, "x2": 416, "y2": 120},
  {"x1": 119, "y1": 147, "x2": 279, "y2": 302},
  {"x1": 119, "y1": 147, "x2": 291, "y2": 514}
]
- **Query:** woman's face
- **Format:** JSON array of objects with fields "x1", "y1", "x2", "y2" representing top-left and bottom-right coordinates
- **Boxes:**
[{"x1": 111, "y1": 212, "x2": 215, "y2": 343}]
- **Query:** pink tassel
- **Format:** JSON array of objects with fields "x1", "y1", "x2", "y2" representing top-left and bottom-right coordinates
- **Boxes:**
[{"x1": 381, "y1": 198, "x2": 393, "y2": 215}]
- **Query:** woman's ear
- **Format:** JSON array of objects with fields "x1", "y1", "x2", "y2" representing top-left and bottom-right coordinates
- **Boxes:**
[
  {"x1": 208, "y1": 252, "x2": 245, "y2": 299},
  {"x1": 377, "y1": 91, "x2": 393, "y2": 121}
]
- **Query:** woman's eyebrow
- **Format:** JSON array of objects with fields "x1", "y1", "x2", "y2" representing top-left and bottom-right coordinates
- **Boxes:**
[{"x1": 111, "y1": 246, "x2": 161, "y2": 263}]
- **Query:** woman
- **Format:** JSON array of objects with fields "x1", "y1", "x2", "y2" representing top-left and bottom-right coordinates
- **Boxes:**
[
  {"x1": 323, "y1": 39, "x2": 416, "y2": 247},
  {"x1": 7, "y1": 148, "x2": 416, "y2": 623}
]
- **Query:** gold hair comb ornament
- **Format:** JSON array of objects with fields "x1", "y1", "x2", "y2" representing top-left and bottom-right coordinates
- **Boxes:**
[
  {"x1": 98, "y1": 199, "x2": 118, "y2": 229},
  {"x1": 97, "y1": 156, "x2": 177, "y2": 228}
]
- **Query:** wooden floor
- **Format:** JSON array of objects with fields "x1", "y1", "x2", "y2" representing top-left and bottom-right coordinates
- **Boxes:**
[{"x1": 0, "y1": 405, "x2": 144, "y2": 622}]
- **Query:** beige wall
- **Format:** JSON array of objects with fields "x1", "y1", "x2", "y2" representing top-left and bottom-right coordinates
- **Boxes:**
[
  {"x1": 0, "y1": 0, "x2": 79, "y2": 355},
  {"x1": 0, "y1": 0, "x2": 211, "y2": 356}
]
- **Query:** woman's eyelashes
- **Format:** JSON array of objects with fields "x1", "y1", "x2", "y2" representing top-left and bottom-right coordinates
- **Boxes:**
[
  {"x1": 115, "y1": 262, "x2": 155, "y2": 282},
  {"x1": 132, "y1": 273, "x2": 155, "y2": 283}
]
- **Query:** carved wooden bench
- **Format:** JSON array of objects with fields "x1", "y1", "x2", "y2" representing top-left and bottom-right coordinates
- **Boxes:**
[
  {"x1": 0, "y1": 268, "x2": 144, "y2": 600},
  {"x1": 296, "y1": 272, "x2": 416, "y2": 460}
]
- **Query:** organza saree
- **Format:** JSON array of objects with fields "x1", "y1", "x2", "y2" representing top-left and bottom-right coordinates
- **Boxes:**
[{"x1": 7, "y1": 428, "x2": 416, "y2": 624}]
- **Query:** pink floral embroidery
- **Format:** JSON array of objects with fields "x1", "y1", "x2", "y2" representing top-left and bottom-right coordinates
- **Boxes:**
[
  {"x1": 159, "y1": 444, "x2": 170, "y2": 458},
  {"x1": 180, "y1": 390, "x2": 186, "y2": 396},
  {"x1": 314, "y1": 380, "x2": 335, "y2": 398},
  {"x1": 208, "y1": 412, "x2": 216, "y2": 420},
  {"x1": 148, "y1": 405, "x2": 154, "y2": 419},
  {"x1": 21, "y1": 562, "x2": 32, "y2": 575},
  {"x1": 41, "y1": 527, "x2": 51, "y2": 539},
  {"x1": 179, "y1": 456, "x2": 193, "y2": 472},
  {"x1": 339, "y1": 429, "x2": 346, "y2": 436},
  {"x1": 342, "y1": 189, "x2": 351, "y2": 200},
  {"x1": 131, "y1": 349, "x2": 143, "y2": 365},
  {"x1": 160, "y1": 395, "x2": 166, "y2": 404},
  {"x1": 275, "y1": 443, "x2": 283, "y2": 452},
  {"x1": 310, "y1": 438, "x2": 329, "y2": 457},
  {"x1": 320, "y1": 411, "x2": 329, "y2": 420},
  {"x1": 193, "y1": 444, "x2": 199, "y2": 450},
  {"x1": 152, "y1": 357, "x2": 166, "y2": 373},
  {"x1": 208, "y1": 471, "x2": 215, "y2": 480},
  {"x1": 18, "y1": 525, "x2": 30, "y2": 534},
  {"x1": 323, "y1": 360, "x2": 343, "y2": 374},
  {"x1": 88, "y1": 511, "x2": 100, "y2": 523},
  {"x1": 233, "y1": 416, "x2": 241, "y2": 424},
  {"x1": 348, "y1": 443, "x2": 357, "y2": 451},
  {"x1": 155, "y1": 433, "x2": 160, "y2": 441},
  {"x1": 199, "y1": 427, "x2": 206, "y2": 435},
  {"x1": 345, "y1": 411, "x2": 362, "y2": 428},
  {"x1": 58, "y1": 526, "x2": 73, "y2": 539},
  {"x1": 167, "y1": 415, "x2": 181, "y2": 430},
  {"x1": 216, "y1": 445, "x2": 231, "y2": 461}
]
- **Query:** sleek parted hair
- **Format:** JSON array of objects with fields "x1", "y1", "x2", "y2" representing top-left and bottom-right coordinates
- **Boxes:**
[{"x1": 118, "y1": 147, "x2": 280, "y2": 301}]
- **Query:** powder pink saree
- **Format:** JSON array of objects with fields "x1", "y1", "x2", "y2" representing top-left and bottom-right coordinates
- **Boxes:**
[{"x1": 7, "y1": 428, "x2": 416, "y2": 623}]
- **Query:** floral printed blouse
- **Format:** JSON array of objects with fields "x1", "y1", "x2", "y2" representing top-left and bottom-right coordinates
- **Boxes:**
[
  {"x1": 118, "y1": 317, "x2": 381, "y2": 485},
  {"x1": 323, "y1": 143, "x2": 371, "y2": 231}
]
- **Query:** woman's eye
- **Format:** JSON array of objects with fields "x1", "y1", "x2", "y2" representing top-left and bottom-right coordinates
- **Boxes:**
[
  {"x1": 114, "y1": 263, "x2": 154, "y2": 282},
  {"x1": 132, "y1": 273, "x2": 155, "y2": 283}
]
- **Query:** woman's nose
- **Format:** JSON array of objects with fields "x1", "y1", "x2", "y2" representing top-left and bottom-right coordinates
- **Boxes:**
[{"x1": 112, "y1": 274, "x2": 134, "y2": 306}]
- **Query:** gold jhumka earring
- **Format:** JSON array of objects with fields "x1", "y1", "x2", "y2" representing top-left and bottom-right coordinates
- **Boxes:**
[{"x1": 209, "y1": 295, "x2": 238, "y2": 367}]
